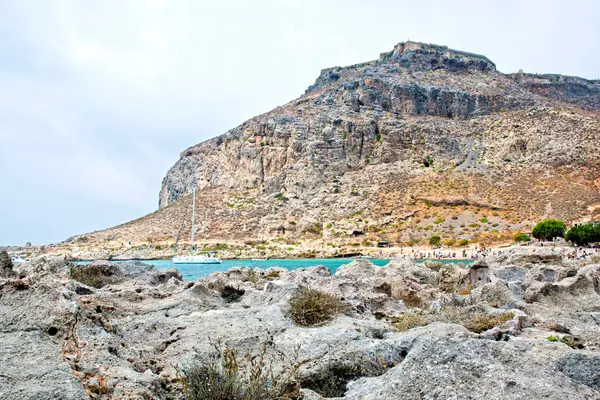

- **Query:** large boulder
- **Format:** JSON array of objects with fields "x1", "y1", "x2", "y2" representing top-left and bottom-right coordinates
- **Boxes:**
[
  {"x1": 344, "y1": 323, "x2": 600, "y2": 400},
  {"x1": 0, "y1": 249, "x2": 13, "y2": 277},
  {"x1": 0, "y1": 256, "x2": 85, "y2": 399},
  {"x1": 69, "y1": 260, "x2": 182, "y2": 288}
]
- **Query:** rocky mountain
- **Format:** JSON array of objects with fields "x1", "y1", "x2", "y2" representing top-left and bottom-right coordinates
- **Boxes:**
[{"x1": 67, "y1": 41, "x2": 600, "y2": 255}]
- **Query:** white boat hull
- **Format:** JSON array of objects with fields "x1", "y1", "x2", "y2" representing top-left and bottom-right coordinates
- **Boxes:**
[{"x1": 172, "y1": 255, "x2": 222, "y2": 264}]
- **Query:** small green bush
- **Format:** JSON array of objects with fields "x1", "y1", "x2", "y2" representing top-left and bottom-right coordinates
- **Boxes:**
[
  {"x1": 434, "y1": 217, "x2": 444, "y2": 224},
  {"x1": 275, "y1": 193, "x2": 289, "y2": 202},
  {"x1": 429, "y1": 235, "x2": 441, "y2": 246},
  {"x1": 423, "y1": 155, "x2": 434, "y2": 167},
  {"x1": 288, "y1": 287, "x2": 348, "y2": 327},
  {"x1": 480, "y1": 217, "x2": 489, "y2": 224},
  {"x1": 513, "y1": 233, "x2": 531, "y2": 243},
  {"x1": 458, "y1": 239, "x2": 469, "y2": 247}
]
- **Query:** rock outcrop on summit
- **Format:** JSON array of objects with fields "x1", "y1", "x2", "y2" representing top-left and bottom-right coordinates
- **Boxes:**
[{"x1": 68, "y1": 41, "x2": 600, "y2": 253}]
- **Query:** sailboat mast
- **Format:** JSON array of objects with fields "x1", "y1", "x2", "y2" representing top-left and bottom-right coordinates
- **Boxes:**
[{"x1": 191, "y1": 186, "x2": 196, "y2": 253}]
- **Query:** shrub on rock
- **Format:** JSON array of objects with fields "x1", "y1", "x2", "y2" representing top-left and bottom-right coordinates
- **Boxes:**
[
  {"x1": 182, "y1": 344, "x2": 303, "y2": 400},
  {"x1": 288, "y1": 286, "x2": 348, "y2": 327}
]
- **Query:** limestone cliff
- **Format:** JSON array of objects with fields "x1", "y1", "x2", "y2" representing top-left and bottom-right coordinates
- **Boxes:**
[{"x1": 71, "y1": 41, "x2": 600, "y2": 252}]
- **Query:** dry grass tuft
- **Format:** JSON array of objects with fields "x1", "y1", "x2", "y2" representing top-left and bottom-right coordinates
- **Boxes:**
[
  {"x1": 288, "y1": 286, "x2": 349, "y2": 327},
  {"x1": 181, "y1": 342, "x2": 306, "y2": 400},
  {"x1": 266, "y1": 270, "x2": 281, "y2": 278},
  {"x1": 392, "y1": 313, "x2": 429, "y2": 332},
  {"x1": 437, "y1": 306, "x2": 514, "y2": 333}
]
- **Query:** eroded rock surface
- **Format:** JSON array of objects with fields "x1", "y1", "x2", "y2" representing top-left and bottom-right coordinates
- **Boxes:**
[{"x1": 1, "y1": 250, "x2": 599, "y2": 399}]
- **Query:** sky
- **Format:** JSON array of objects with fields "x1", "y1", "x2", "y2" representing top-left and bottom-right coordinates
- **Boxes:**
[{"x1": 0, "y1": 0, "x2": 598, "y2": 245}]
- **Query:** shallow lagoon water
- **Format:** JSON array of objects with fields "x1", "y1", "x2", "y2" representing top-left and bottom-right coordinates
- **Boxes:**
[{"x1": 76, "y1": 258, "x2": 472, "y2": 281}]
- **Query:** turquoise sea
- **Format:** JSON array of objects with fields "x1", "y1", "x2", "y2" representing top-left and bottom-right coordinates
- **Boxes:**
[{"x1": 76, "y1": 258, "x2": 472, "y2": 281}]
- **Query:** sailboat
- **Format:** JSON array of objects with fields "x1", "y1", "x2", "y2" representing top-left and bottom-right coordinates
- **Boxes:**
[{"x1": 172, "y1": 187, "x2": 222, "y2": 265}]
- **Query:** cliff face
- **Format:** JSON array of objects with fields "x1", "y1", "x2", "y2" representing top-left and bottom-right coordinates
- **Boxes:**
[
  {"x1": 74, "y1": 41, "x2": 600, "y2": 251},
  {"x1": 158, "y1": 42, "x2": 541, "y2": 208}
]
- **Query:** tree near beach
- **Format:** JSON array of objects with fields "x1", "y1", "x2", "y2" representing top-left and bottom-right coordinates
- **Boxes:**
[
  {"x1": 532, "y1": 219, "x2": 566, "y2": 241},
  {"x1": 565, "y1": 224, "x2": 600, "y2": 246}
]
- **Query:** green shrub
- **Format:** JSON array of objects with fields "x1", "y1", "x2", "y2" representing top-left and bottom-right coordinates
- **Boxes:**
[
  {"x1": 480, "y1": 217, "x2": 489, "y2": 224},
  {"x1": 429, "y1": 235, "x2": 441, "y2": 246},
  {"x1": 532, "y1": 219, "x2": 566, "y2": 240},
  {"x1": 288, "y1": 287, "x2": 348, "y2": 327},
  {"x1": 423, "y1": 155, "x2": 434, "y2": 167},
  {"x1": 513, "y1": 233, "x2": 531, "y2": 243},
  {"x1": 434, "y1": 217, "x2": 444, "y2": 224},
  {"x1": 468, "y1": 223, "x2": 480, "y2": 228},
  {"x1": 458, "y1": 239, "x2": 469, "y2": 247},
  {"x1": 275, "y1": 193, "x2": 289, "y2": 201},
  {"x1": 546, "y1": 335, "x2": 578, "y2": 348}
]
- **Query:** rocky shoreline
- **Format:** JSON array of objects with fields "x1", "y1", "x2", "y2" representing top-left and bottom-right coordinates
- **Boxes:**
[{"x1": 1, "y1": 247, "x2": 599, "y2": 399}]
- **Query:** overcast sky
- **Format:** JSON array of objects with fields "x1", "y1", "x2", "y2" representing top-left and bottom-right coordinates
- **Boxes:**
[{"x1": 0, "y1": 0, "x2": 598, "y2": 245}]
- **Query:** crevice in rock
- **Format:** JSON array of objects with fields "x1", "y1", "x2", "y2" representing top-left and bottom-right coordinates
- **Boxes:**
[
  {"x1": 301, "y1": 350, "x2": 407, "y2": 398},
  {"x1": 220, "y1": 285, "x2": 246, "y2": 303}
]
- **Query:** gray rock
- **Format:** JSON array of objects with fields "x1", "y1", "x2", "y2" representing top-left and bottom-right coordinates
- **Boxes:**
[
  {"x1": 344, "y1": 323, "x2": 599, "y2": 400},
  {"x1": 2, "y1": 254, "x2": 600, "y2": 399},
  {"x1": 557, "y1": 353, "x2": 600, "y2": 391},
  {"x1": 0, "y1": 249, "x2": 13, "y2": 277}
]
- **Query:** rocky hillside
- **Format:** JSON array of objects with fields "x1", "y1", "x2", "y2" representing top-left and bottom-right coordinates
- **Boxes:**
[
  {"x1": 2, "y1": 250, "x2": 600, "y2": 398},
  {"x1": 69, "y1": 41, "x2": 600, "y2": 253}
]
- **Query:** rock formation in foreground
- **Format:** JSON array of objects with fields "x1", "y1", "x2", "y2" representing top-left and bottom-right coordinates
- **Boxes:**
[
  {"x1": 64, "y1": 41, "x2": 600, "y2": 256},
  {"x1": 1, "y1": 250, "x2": 599, "y2": 398}
]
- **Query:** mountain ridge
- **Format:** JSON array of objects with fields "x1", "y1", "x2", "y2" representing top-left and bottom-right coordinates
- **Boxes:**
[{"x1": 61, "y1": 41, "x2": 600, "y2": 258}]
